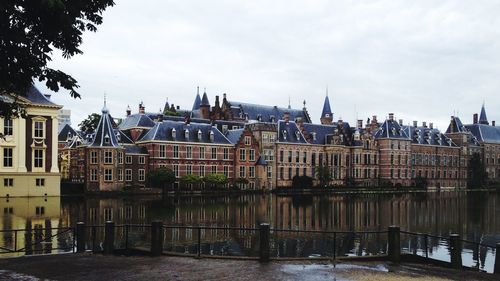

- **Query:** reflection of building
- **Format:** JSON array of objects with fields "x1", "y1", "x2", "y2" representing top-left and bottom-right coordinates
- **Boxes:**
[{"x1": 1, "y1": 86, "x2": 61, "y2": 197}]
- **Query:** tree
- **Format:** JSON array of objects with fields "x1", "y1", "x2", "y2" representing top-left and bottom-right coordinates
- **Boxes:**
[
  {"x1": 148, "y1": 167, "x2": 176, "y2": 190},
  {"x1": 78, "y1": 113, "x2": 101, "y2": 133},
  {"x1": 315, "y1": 165, "x2": 331, "y2": 188},
  {"x1": 292, "y1": 175, "x2": 313, "y2": 189},
  {"x1": 180, "y1": 174, "x2": 203, "y2": 190},
  {"x1": 413, "y1": 176, "x2": 428, "y2": 189},
  {"x1": 468, "y1": 152, "x2": 487, "y2": 189},
  {"x1": 203, "y1": 173, "x2": 228, "y2": 189},
  {"x1": 0, "y1": 0, "x2": 115, "y2": 118}
]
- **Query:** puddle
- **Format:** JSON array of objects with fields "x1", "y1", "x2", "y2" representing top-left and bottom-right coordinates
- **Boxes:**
[
  {"x1": 279, "y1": 263, "x2": 389, "y2": 281},
  {"x1": 0, "y1": 270, "x2": 46, "y2": 281}
]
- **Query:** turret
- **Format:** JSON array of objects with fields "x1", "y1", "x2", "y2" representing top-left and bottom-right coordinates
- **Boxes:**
[{"x1": 320, "y1": 91, "x2": 333, "y2": 125}]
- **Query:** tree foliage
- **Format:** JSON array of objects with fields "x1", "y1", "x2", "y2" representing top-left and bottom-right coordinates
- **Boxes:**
[
  {"x1": 203, "y1": 173, "x2": 228, "y2": 188},
  {"x1": 315, "y1": 165, "x2": 331, "y2": 187},
  {"x1": 292, "y1": 175, "x2": 313, "y2": 189},
  {"x1": 181, "y1": 174, "x2": 203, "y2": 184},
  {"x1": 0, "y1": 0, "x2": 115, "y2": 117},
  {"x1": 468, "y1": 152, "x2": 487, "y2": 189},
  {"x1": 148, "y1": 167, "x2": 176, "y2": 189},
  {"x1": 78, "y1": 113, "x2": 101, "y2": 133}
]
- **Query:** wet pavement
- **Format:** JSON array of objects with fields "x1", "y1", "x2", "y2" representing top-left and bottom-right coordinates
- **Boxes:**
[{"x1": 0, "y1": 253, "x2": 496, "y2": 281}]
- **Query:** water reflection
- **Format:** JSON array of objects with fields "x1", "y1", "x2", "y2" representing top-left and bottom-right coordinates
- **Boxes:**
[{"x1": 1, "y1": 191, "x2": 499, "y2": 271}]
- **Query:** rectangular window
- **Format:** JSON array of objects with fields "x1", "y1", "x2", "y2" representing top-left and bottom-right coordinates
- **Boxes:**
[
  {"x1": 159, "y1": 145, "x2": 166, "y2": 158},
  {"x1": 173, "y1": 165, "x2": 179, "y2": 178},
  {"x1": 295, "y1": 151, "x2": 300, "y2": 163},
  {"x1": 279, "y1": 150, "x2": 284, "y2": 162},
  {"x1": 90, "y1": 169, "x2": 98, "y2": 182},
  {"x1": 34, "y1": 149, "x2": 44, "y2": 168},
  {"x1": 173, "y1": 145, "x2": 179, "y2": 158},
  {"x1": 211, "y1": 165, "x2": 217, "y2": 174},
  {"x1": 186, "y1": 146, "x2": 192, "y2": 159},
  {"x1": 35, "y1": 206, "x2": 45, "y2": 216},
  {"x1": 3, "y1": 148, "x2": 13, "y2": 167},
  {"x1": 200, "y1": 166, "x2": 205, "y2": 177},
  {"x1": 249, "y1": 149, "x2": 255, "y2": 161},
  {"x1": 239, "y1": 149, "x2": 246, "y2": 161},
  {"x1": 125, "y1": 169, "x2": 132, "y2": 181},
  {"x1": 125, "y1": 156, "x2": 132, "y2": 164},
  {"x1": 35, "y1": 178, "x2": 45, "y2": 187},
  {"x1": 118, "y1": 169, "x2": 123, "y2": 181},
  {"x1": 138, "y1": 169, "x2": 145, "y2": 181},
  {"x1": 249, "y1": 166, "x2": 255, "y2": 178},
  {"x1": 223, "y1": 148, "x2": 229, "y2": 160},
  {"x1": 244, "y1": 136, "x2": 251, "y2": 145},
  {"x1": 3, "y1": 178, "x2": 13, "y2": 187},
  {"x1": 199, "y1": 147, "x2": 205, "y2": 159},
  {"x1": 279, "y1": 167, "x2": 284, "y2": 179},
  {"x1": 3, "y1": 119, "x2": 13, "y2": 136},
  {"x1": 187, "y1": 165, "x2": 192, "y2": 175},
  {"x1": 267, "y1": 166, "x2": 272, "y2": 179},
  {"x1": 239, "y1": 166, "x2": 246, "y2": 178},
  {"x1": 211, "y1": 147, "x2": 217, "y2": 159},
  {"x1": 224, "y1": 166, "x2": 229, "y2": 178},
  {"x1": 34, "y1": 121, "x2": 44, "y2": 138},
  {"x1": 303, "y1": 152, "x2": 307, "y2": 163},
  {"x1": 90, "y1": 151, "x2": 98, "y2": 164},
  {"x1": 104, "y1": 151, "x2": 113, "y2": 164},
  {"x1": 104, "y1": 169, "x2": 113, "y2": 181},
  {"x1": 118, "y1": 152, "x2": 123, "y2": 164},
  {"x1": 288, "y1": 151, "x2": 292, "y2": 162},
  {"x1": 139, "y1": 156, "x2": 145, "y2": 164}
]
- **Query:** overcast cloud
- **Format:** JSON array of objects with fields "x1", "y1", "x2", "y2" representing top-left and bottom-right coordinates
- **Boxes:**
[{"x1": 39, "y1": 0, "x2": 500, "y2": 130}]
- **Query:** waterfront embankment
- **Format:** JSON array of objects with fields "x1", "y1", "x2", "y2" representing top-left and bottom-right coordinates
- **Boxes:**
[{"x1": 0, "y1": 253, "x2": 496, "y2": 281}]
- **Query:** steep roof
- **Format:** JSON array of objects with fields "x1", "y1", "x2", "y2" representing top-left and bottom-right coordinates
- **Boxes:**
[
  {"x1": 277, "y1": 120, "x2": 308, "y2": 144},
  {"x1": 446, "y1": 116, "x2": 466, "y2": 134},
  {"x1": 465, "y1": 124, "x2": 500, "y2": 144},
  {"x1": 192, "y1": 93, "x2": 202, "y2": 110},
  {"x1": 479, "y1": 104, "x2": 489, "y2": 125},
  {"x1": 89, "y1": 105, "x2": 121, "y2": 147},
  {"x1": 321, "y1": 95, "x2": 332, "y2": 118},
  {"x1": 24, "y1": 86, "x2": 60, "y2": 107},
  {"x1": 301, "y1": 123, "x2": 336, "y2": 145},
  {"x1": 58, "y1": 124, "x2": 79, "y2": 142},
  {"x1": 227, "y1": 100, "x2": 311, "y2": 123},
  {"x1": 225, "y1": 129, "x2": 244, "y2": 144},
  {"x1": 201, "y1": 91, "x2": 210, "y2": 106},
  {"x1": 404, "y1": 125, "x2": 456, "y2": 147},
  {"x1": 139, "y1": 121, "x2": 231, "y2": 144},
  {"x1": 374, "y1": 118, "x2": 410, "y2": 139},
  {"x1": 118, "y1": 114, "x2": 155, "y2": 130}
]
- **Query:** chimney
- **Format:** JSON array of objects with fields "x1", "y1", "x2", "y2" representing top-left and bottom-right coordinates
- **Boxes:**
[
  {"x1": 338, "y1": 119, "x2": 343, "y2": 127},
  {"x1": 422, "y1": 121, "x2": 427, "y2": 128},
  {"x1": 493, "y1": 121, "x2": 496, "y2": 127},
  {"x1": 176, "y1": 105, "x2": 180, "y2": 110},
  {"x1": 126, "y1": 105, "x2": 131, "y2": 116},
  {"x1": 139, "y1": 102, "x2": 145, "y2": 114},
  {"x1": 388, "y1": 113, "x2": 394, "y2": 120},
  {"x1": 284, "y1": 112, "x2": 290, "y2": 123},
  {"x1": 372, "y1": 115, "x2": 377, "y2": 124},
  {"x1": 429, "y1": 122, "x2": 433, "y2": 129},
  {"x1": 413, "y1": 121, "x2": 418, "y2": 127},
  {"x1": 473, "y1": 113, "x2": 478, "y2": 124},
  {"x1": 398, "y1": 119, "x2": 403, "y2": 126},
  {"x1": 223, "y1": 93, "x2": 227, "y2": 101},
  {"x1": 357, "y1": 119, "x2": 363, "y2": 128},
  {"x1": 215, "y1": 95, "x2": 220, "y2": 108}
]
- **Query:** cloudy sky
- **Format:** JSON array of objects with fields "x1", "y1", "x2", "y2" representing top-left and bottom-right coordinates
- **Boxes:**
[{"x1": 39, "y1": 0, "x2": 500, "y2": 130}]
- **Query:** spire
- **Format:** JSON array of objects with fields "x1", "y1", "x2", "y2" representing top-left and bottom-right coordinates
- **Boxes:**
[
  {"x1": 321, "y1": 94, "x2": 332, "y2": 118},
  {"x1": 192, "y1": 87, "x2": 202, "y2": 110},
  {"x1": 201, "y1": 89, "x2": 210, "y2": 107},
  {"x1": 91, "y1": 102, "x2": 120, "y2": 147},
  {"x1": 479, "y1": 102, "x2": 489, "y2": 125},
  {"x1": 288, "y1": 96, "x2": 291, "y2": 109},
  {"x1": 102, "y1": 94, "x2": 108, "y2": 114}
]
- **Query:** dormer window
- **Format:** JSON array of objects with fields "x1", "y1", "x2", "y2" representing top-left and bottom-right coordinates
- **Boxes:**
[
  {"x1": 198, "y1": 129, "x2": 202, "y2": 140},
  {"x1": 104, "y1": 134, "x2": 110, "y2": 144},
  {"x1": 270, "y1": 115, "x2": 275, "y2": 123},
  {"x1": 209, "y1": 131, "x2": 214, "y2": 142},
  {"x1": 282, "y1": 130, "x2": 287, "y2": 140},
  {"x1": 184, "y1": 129, "x2": 190, "y2": 139},
  {"x1": 172, "y1": 128, "x2": 176, "y2": 139},
  {"x1": 295, "y1": 131, "x2": 300, "y2": 140},
  {"x1": 245, "y1": 113, "x2": 249, "y2": 121},
  {"x1": 257, "y1": 114, "x2": 262, "y2": 122},
  {"x1": 67, "y1": 131, "x2": 72, "y2": 140},
  {"x1": 391, "y1": 128, "x2": 396, "y2": 135},
  {"x1": 312, "y1": 132, "x2": 317, "y2": 141},
  {"x1": 116, "y1": 132, "x2": 121, "y2": 142}
]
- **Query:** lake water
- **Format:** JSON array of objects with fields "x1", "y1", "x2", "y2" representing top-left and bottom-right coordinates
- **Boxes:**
[{"x1": 1, "y1": 190, "x2": 499, "y2": 272}]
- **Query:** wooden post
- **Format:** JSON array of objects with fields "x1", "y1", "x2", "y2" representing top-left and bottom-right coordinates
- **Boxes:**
[
  {"x1": 494, "y1": 243, "x2": 500, "y2": 274},
  {"x1": 259, "y1": 223, "x2": 270, "y2": 262},
  {"x1": 449, "y1": 234, "x2": 462, "y2": 270},
  {"x1": 388, "y1": 226, "x2": 400, "y2": 263},
  {"x1": 150, "y1": 221, "x2": 164, "y2": 256},
  {"x1": 76, "y1": 222, "x2": 86, "y2": 253},
  {"x1": 104, "y1": 221, "x2": 115, "y2": 255}
]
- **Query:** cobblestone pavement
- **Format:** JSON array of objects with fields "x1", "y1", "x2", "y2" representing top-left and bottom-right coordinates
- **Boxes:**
[{"x1": 0, "y1": 254, "x2": 496, "y2": 281}]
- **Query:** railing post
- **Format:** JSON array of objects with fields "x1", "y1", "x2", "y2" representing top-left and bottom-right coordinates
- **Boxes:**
[
  {"x1": 259, "y1": 223, "x2": 270, "y2": 263},
  {"x1": 197, "y1": 226, "x2": 202, "y2": 258},
  {"x1": 103, "y1": 221, "x2": 115, "y2": 255},
  {"x1": 150, "y1": 221, "x2": 164, "y2": 256},
  {"x1": 388, "y1": 226, "x2": 400, "y2": 263},
  {"x1": 333, "y1": 232, "x2": 337, "y2": 260},
  {"x1": 76, "y1": 222, "x2": 86, "y2": 253},
  {"x1": 424, "y1": 234, "x2": 428, "y2": 259},
  {"x1": 449, "y1": 234, "x2": 462, "y2": 270},
  {"x1": 494, "y1": 243, "x2": 500, "y2": 274}
]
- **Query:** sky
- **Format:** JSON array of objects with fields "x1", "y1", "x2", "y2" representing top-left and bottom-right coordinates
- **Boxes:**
[{"x1": 39, "y1": 0, "x2": 500, "y2": 131}]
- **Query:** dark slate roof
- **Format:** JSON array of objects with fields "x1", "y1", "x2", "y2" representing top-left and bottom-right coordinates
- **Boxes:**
[
  {"x1": 227, "y1": 100, "x2": 311, "y2": 123},
  {"x1": 58, "y1": 124, "x2": 79, "y2": 142},
  {"x1": 89, "y1": 106, "x2": 121, "y2": 147},
  {"x1": 403, "y1": 126, "x2": 456, "y2": 147},
  {"x1": 446, "y1": 116, "x2": 467, "y2": 134},
  {"x1": 192, "y1": 93, "x2": 202, "y2": 110},
  {"x1": 321, "y1": 95, "x2": 332, "y2": 117},
  {"x1": 201, "y1": 92, "x2": 210, "y2": 106},
  {"x1": 256, "y1": 156, "x2": 267, "y2": 166},
  {"x1": 64, "y1": 136, "x2": 84, "y2": 149},
  {"x1": 277, "y1": 121, "x2": 308, "y2": 144},
  {"x1": 124, "y1": 145, "x2": 148, "y2": 154},
  {"x1": 118, "y1": 114, "x2": 155, "y2": 130},
  {"x1": 24, "y1": 86, "x2": 59, "y2": 106},
  {"x1": 139, "y1": 121, "x2": 231, "y2": 144},
  {"x1": 225, "y1": 129, "x2": 244, "y2": 144},
  {"x1": 465, "y1": 124, "x2": 500, "y2": 144},
  {"x1": 301, "y1": 123, "x2": 336, "y2": 145},
  {"x1": 116, "y1": 129, "x2": 134, "y2": 144},
  {"x1": 479, "y1": 104, "x2": 489, "y2": 125},
  {"x1": 374, "y1": 119, "x2": 410, "y2": 139},
  {"x1": 163, "y1": 101, "x2": 170, "y2": 113},
  {"x1": 325, "y1": 122, "x2": 352, "y2": 146}
]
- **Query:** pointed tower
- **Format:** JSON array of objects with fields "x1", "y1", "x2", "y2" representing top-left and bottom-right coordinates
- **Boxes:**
[
  {"x1": 320, "y1": 90, "x2": 333, "y2": 125},
  {"x1": 200, "y1": 89, "x2": 211, "y2": 119},
  {"x1": 192, "y1": 86, "x2": 202, "y2": 111},
  {"x1": 89, "y1": 102, "x2": 120, "y2": 147},
  {"x1": 479, "y1": 103, "x2": 489, "y2": 125}
]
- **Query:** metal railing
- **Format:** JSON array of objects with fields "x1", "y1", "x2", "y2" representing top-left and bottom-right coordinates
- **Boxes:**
[{"x1": 0, "y1": 227, "x2": 74, "y2": 256}]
